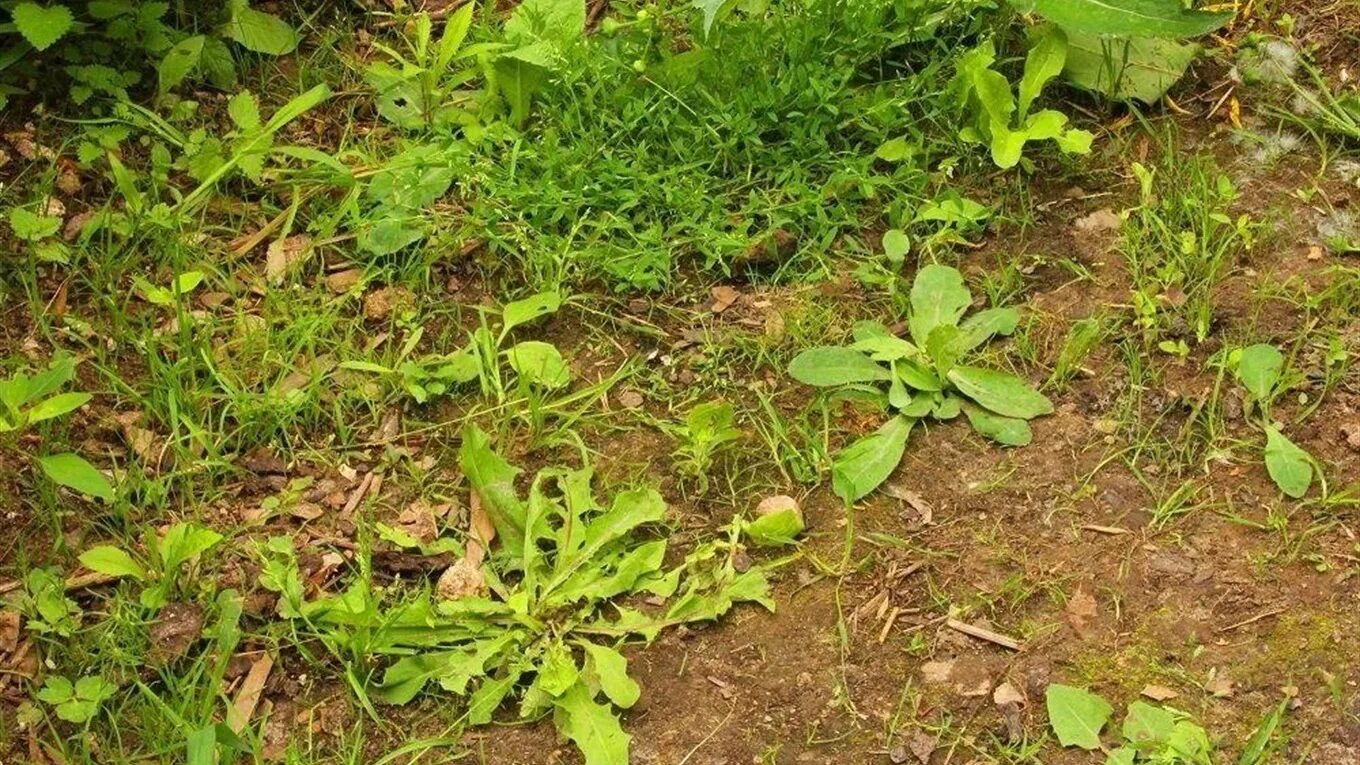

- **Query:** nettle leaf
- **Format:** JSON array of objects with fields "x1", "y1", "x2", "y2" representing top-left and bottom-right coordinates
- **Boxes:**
[
  {"x1": 832, "y1": 416, "x2": 914, "y2": 503},
  {"x1": 948, "y1": 366, "x2": 1053, "y2": 420},
  {"x1": 909, "y1": 265, "x2": 972, "y2": 346},
  {"x1": 1236, "y1": 344, "x2": 1283, "y2": 403},
  {"x1": 552, "y1": 682, "x2": 630, "y2": 765},
  {"x1": 1014, "y1": 0, "x2": 1232, "y2": 38},
  {"x1": 1046, "y1": 684, "x2": 1112, "y2": 750},
  {"x1": 158, "y1": 35, "x2": 205, "y2": 94},
  {"x1": 78, "y1": 545, "x2": 147, "y2": 581},
  {"x1": 11, "y1": 2, "x2": 75, "y2": 51},
  {"x1": 224, "y1": 0, "x2": 300, "y2": 55},
  {"x1": 1264, "y1": 426, "x2": 1312, "y2": 499},
  {"x1": 963, "y1": 403, "x2": 1032, "y2": 446},
  {"x1": 38, "y1": 453, "x2": 115, "y2": 501},
  {"x1": 9, "y1": 207, "x2": 62, "y2": 241},
  {"x1": 789, "y1": 347, "x2": 892, "y2": 387}
]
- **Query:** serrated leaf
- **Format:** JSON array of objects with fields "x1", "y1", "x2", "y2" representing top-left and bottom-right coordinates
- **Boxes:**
[
  {"x1": 38, "y1": 453, "x2": 114, "y2": 501},
  {"x1": 788, "y1": 347, "x2": 892, "y2": 387},
  {"x1": 832, "y1": 416, "x2": 914, "y2": 503},
  {"x1": 1046, "y1": 683, "x2": 1112, "y2": 750},
  {"x1": 11, "y1": 3, "x2": 74, "y2": 51},
  {"x1": 1264, "y1": 426, "x2": 1312, "y2": 498},
  {"x1": 909, "y1": 264, "x2": 972, "y2": 346},
  {"x1": 78, "y1": 545, "x2": 146, "y2": 580},
  {"x1": 9, "y1": 207, "x2": 61, "y2": 241},
  {"x1": 1015, "y1": 0, "x2": 1232, "y2": 38},
  {"x1": 581, "y1": 642, "x2": 640, "y2": 708},
  {"x1": 1236, "y1": 344, "x2": 1283, "y2": 403},
  {"x1": 467, "y1": 669, "x2": 523, "y2": 724},
  {"x1": 948, "y1": 366, "x2": 1052, "y2": 419},
  {"x1": 459, "y1": 424, "x2": 527, "y2": 552},
  {"x1": 552, "y1": 682, "x2": 630, "y2": 765}
]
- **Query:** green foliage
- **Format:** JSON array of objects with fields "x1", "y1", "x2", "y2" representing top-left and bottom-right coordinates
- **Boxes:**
[
  {"x1": 666, "y1": 401, "x2": 741, "y2": 492},
  {"x1": 3, "y1": 1, "x2": 299, "y2": 102},
  {"x1": 36, "y1": 675, "x2": 117, "y2": 724},
  {"x1": 1229, "y1": 343, "x2": 1316, "y2": 498},
  {"x1": 259, "y1": 427, "x2": 779, "y2": 765},
  {"x1": 1014, "y1": 0, "x2": 1232, "y2": 39},
  {"x1": 788, "y1": 265, "x2": 1048, "y2": 502},
  {"x1": 15, "y1": 568, "x2": 79, "y2": 637},
  {"x1": 364, "y1": 6, "x2": 489, "y2": 132},
  {"x1": 0, "y1": 354, "x2": 113, "y2": 501},
  {"x1": 1048, "y1": 685, "x2": 1215, "y2": 764},
  {"x1": 77, "y1": 523, "x2": 224, "y2": 609},
  {"x1": 952, "y1": 31, "x2": 1093, "y2": 169}
]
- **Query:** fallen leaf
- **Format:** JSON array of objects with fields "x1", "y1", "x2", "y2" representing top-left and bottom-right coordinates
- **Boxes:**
[
  {"x1": 1065, "y1": 587, "x2": 1098, "y2": 636},
  {"x1": 265, "y1": 235, "x2": 311, "y2": 285},
  {"x1": 466, "y1": 491, "x2": 496, "y2": 565},
  {"x1": 62, "y1": 210, "x2": 95, "y2": 241},
  {"x1": 1074, "y1": 208, "x2": 1121, "y2": 233},
  {"x1": 993, "y1": 681, "x2": 1025, "y2": 707},
  {"x1": 0, "y1": 610, "x2": 19, "y2": 653},
  {"x1": 394, "y1": 500, "x2": 444, "y2": 544},
  {"x1": 148, "y1": 602, "x2": 205, "y2": 665},
  {"x1": 993, "y1": 681, "x2": 1025, "y2": 743},
  {"x1": 710, "y1": 285, "x2": 741, "y2": 313},
  {"x1": 1141, "y1": 684, "x2": 1179, "y2": 701},
  {"x1": 1205, "y1": 674, "x2": 1235, "y2": 698},
  {"x1": 229, "y1": 653, "x2": 274, "y2": 733},
  {"x1": 883, "y1": 484, "x2": 933, "y2": 524}
]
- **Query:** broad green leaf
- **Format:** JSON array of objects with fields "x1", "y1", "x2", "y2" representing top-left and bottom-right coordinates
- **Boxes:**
[
  {"x1": 501, "y1": 291, "x2": 563, "y2": 335},
  {"x1": 537, "y1": 642, "x2": 579, "y2": 697},
  {"x1": 26, "y1": 391, "x2": 90, "y2": 423},
  {"x1": 948, "y1": 366, "x2": 1053, "y2": 419},
  {"x1": 896, "y1": 358, "x2": 943, "y2": 392},
  {"x1": 1046, "y1": 684, "x2": 1111, "y2": 750},
  {"x1": 11, "y1": 2, "x2": 74, "y2": 51},
  {"x1": 436, "y1": 3, "x2": 476, "y2": 72},
  {"x1": 224, "y1": 2, "x2": 300, "y2": 55},
  {"x1": 1020, "y1": 26, "x2": 1067, "y2": 119},
  {"x1": 552, "y1": 489, "x2": 665, "y2": 586},
  {"x1": 832, "y1": 416, "x2": 914, "y2": 503},
  {"x1": 851, "y1": 335, "x2": 921, "y2": 363},
  {"x1": 467, "y1": 669, "x2": 523, "y2": 724},
  {"x1": 186, "y1": 724, "x2": 215, "y2": 765},
  {"x1": 159, "y1": 35, "x2": 205, "y2": 94},
  {"x1": 908, "y1": 265, "x2": 972, "y2": 346},
  {"x1": 580, "y1": 642, "x2": 640, "y2": 708},
  {"x1": 159, "y1": 524, "x2": 224, "y2": 570},
  {"x1": 925, "y1": 325, "x2": 963, "y2": 377},
  {"x1": 1105, "y1": 748, "x2": 1136, "y2": 765},
  {"x1": 1064, "y1": 33, "x2": 1200, "y2": 103},
  {"x1": 1015, "y1": 0, "x2": 1232, "y2": 38},
  {"x1": 459, "y1": 424, "x2": 527, "y2": 551},
  {"x1": 694, "y1": 0, "x2": 740, "y2": 37},
  {"x1": 9, "y1": 207, "x2": 61, "y2": 241},
  {"x1": 745, "y1": 508, "x2": 804, "y2": 547},
  {"x1": 360, "y1": 220, "x2": 425, "y2": 256},
  {"x1": 78, "y1": 546, "x2": 146, "y2": 580},
  {"x1": 377, "y1": 650, "x2": 486, "y2": 704},
  {"x1": 1264, "y1": 426, "x2": 1312, "y2": 498},
  {"x1": 504, "y1": 0, "x2": 585, "y2": 47},
  {"x1": 199, "y1": 37, "x2": 238, "y2": 89},
  {"x1": 1236, "y1": 344, "x2": 1283, "y2": 403},
  {"x1": 1122, "y1": 701, "x2": 1175, "y2": 749},
  {"x1": 882, "y1": 229, "x2": 910, "y2": 262},
  {"x1": 36, "y1": 676, "x2": 74, "y2": 704},
  {"x1": 507, "y1": 341, "x2": 571, "y2": 388},
  {"x1": 74, "y1": 676, "x2": 115, "y2": 702},
  {"x1": 788, "y1": 347, "x2": 892, "y2": 387},
  {"x1": 951, "y1": 307, "x2": 1019, "y2": 356},
  {"x1": 552, "y1": 682, "x2": 630, "y2": 765},
  {"x1": 963, "y1": 403, "x2": 1032, "y2": 446},
  {"x1": 38, "y1": 453, "x2": 114, "y2": 501}
]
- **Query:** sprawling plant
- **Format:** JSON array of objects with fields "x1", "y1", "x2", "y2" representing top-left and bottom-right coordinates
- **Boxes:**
[
  {"x1": 789, "y1": 265, "x2": 1051, "y2": 502},
  {"x1": 1231, "y1": 344, "x2": 1315, "y2": 498},
  {"x1": 259, "y1": 425, "x2": 789, "y2": 765}
]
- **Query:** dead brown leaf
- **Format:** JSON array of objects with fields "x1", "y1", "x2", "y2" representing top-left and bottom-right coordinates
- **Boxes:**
[
  {"x1": 883, "y1": 484, "x2": 934, "y2": 524},
  {"x1": 466, "y1": 490, "x2": 496, "y2": 566},
  {"x1": 0, "y1": 610, "x2": 19, "y2": 653},
  {"x1": 1205, "y1": 674, "x2": 1235, "y2": 698},
  {"x1": 1141, "y1": 684, "x2": 1179, "y2": 701},
  {"x1": 265, "y1": 235, "x2": 312, "y2": 285},
  {"x1": 710, "y1": 285, "x2": 741, "y2": 313},
  {"x1": 1074, "y1": 208, "x2": 1121, "y2": 233},
  {"x1": 229, "y1": 653, "x2": 274, "y2": 733},
  {"x1": 1065, "y1": 587, "x2": 1098, "y2": 636}
]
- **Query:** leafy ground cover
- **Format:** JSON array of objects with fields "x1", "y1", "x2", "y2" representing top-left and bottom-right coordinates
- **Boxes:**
[{"x1": 3, "y1": 0, "x2": 1360, "y2": 763}]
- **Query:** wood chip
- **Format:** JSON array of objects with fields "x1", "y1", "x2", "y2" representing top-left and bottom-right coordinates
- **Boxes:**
[
  {"x1": 1141, "y1": 684, "x2": 1179, "y2": 701},
  {"x1": 1080, "y1": 524, "x2": 1132, "y2": 535},
  {"x1": 945, "y1": 618, "x2": 1022, "y2": 651}
]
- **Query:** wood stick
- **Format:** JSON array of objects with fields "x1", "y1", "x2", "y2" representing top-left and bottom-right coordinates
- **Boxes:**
[{"x1": 946, "y1": 619, "x2": 1022, "y2": 651}]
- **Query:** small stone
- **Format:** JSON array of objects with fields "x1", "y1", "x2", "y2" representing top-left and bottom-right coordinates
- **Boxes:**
[
  {"x1": 617, "y1": 390, "x2": 644, "y2": 409},
  {"x1": 364, "y1": 286, "x2": 415, "y2": 321},
  {"x1": 326, "y1": 269, "x2": 363, "y2": 294},
  {"x1": 435, "y1": 558, "x2": 486, "y2": 601}
]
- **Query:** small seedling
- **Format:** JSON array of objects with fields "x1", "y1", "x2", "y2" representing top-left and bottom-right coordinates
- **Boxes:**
[
  {"x1": 35, "y1": 676, "x2": 117, "y2": 724},
  {"x1": 1230, "y1": 343, "x2": 1316, "y2": 498},
  {"x1": 0, "y1": 354, "x2": 113, "y2": 501},
  {"x1": 78, "y1": 522, "x2": 224, "y2": 610},
  {"x1": 364, "y1": 6, "x2": 488, "y2": 131},
  {"x1": 1046, "y1": 684, "x2": 1213, "y2": 763},
  {"x1": 666, "y1": 400, "x2": 741, "y2": 492},
  {"x1": 788, "y1": 264, "x2": 1051, "y2": 502}
]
